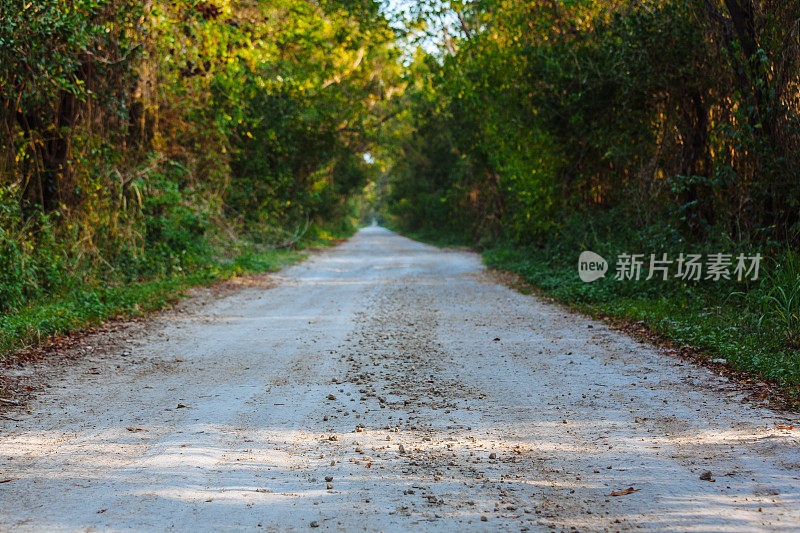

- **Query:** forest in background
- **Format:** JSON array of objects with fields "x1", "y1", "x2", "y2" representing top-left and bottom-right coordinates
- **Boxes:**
[
  {"x1": 382, "y1": 0, "x2": 800, "y2": 394},
  {"x1": 0, "y1": 0, "x2": 398, "y2": 350}
]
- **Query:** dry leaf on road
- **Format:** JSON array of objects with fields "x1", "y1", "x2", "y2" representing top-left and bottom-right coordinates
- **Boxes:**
[{"x1": 609, "y1": 487, "x2": 641, "y2": 496}]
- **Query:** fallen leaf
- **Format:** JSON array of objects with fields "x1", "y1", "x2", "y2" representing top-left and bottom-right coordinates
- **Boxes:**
[
  {"x1": 492, "y1": 338, "x2": 500, "y2": 341},
  {"x1": 176, "y1": 404, "x2": 188, "y2": 409},
  {"x1": 609, "y1": 487, "x2": 641, "y2": 496},
  {"x1": 776, "y1": 424, "x2": 793, "y2": 430},
  {"x1": 126, "y1": 427, "x2": 147, "y2": 432}
]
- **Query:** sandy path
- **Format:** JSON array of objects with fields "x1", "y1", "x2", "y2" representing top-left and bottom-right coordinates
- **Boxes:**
[{"x1": 0, "y1": 227, "x2": 799, "y2": 532}]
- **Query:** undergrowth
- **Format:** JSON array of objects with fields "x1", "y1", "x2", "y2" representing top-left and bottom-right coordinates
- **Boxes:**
[
  {"x1": 399, "y1": 219, "x2": 800, "y2": 397},
  {"x1": 0, "y1": 219, "x2": 356, "y2": 358}
]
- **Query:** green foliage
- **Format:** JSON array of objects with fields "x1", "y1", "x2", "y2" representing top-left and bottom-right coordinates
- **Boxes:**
[
  {"x1": 386, "y1": 0, "x2": 800, "y2": 243},
  {"x1": 138, "y1": 165, "x2": 210, "y2": 277},
  {"x1": 0, "y1": 0, "x2": 398, "y2": 355},
  {"x1": 382, "y1": 0, "x2": 800, "y2": 389},
  {"x1": 0, "y1": 186, "x2": 67, "y2": 312},
  {"x1": 745, "y1": 251, "x2": 800, "y2": 347}
]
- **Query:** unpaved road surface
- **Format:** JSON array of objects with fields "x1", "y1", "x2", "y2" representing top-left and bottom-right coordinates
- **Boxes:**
[{"x1": 1, "y1": 227, "x2": 799, "y2": 532}]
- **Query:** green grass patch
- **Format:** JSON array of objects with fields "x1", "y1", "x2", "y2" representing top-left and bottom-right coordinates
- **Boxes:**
[
  {"x1": 483, "y1": 246, "x2": 800, "y2": 388},
  {"x1": 0, "y1": 247, "x2": 303, "y2": 358}
]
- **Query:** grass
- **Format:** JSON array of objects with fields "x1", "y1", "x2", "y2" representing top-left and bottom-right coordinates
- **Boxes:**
[
  {"x1": 483, "y1": 247, "x2": 800, "y2": 382},
  {"x1": 0, "y1": 224, "x2": 355, "y2": 359},
  {"x1": 0, "y1": 248, "x2": 302, "y2": 357}
]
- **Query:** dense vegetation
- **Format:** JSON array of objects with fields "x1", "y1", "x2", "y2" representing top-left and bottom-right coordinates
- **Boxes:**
[
  {"x1": 0, "y1": 0, "x2": 397, "y2": 351},
  {"x1": 383, "y1": 1, "x2": 800, "y2": 392},
  {"x1": 2, "y1": 0, "x2": 799, "y2": 395}
]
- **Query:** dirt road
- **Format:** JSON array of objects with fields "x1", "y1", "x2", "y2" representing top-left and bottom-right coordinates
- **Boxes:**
[{"x1": 1, "y1": 227, "x2": 799, "y2": 531}]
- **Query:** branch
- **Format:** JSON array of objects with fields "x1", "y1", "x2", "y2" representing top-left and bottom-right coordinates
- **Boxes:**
[
  {"x1": 321, "y1": 47, "x2": 365, "y2": 89},
  {"x1": 456, "y1": 12, "x2": 473, "y2": 39}
]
